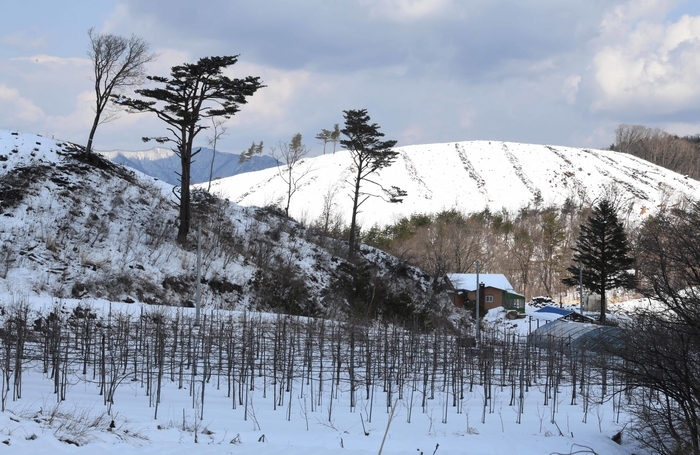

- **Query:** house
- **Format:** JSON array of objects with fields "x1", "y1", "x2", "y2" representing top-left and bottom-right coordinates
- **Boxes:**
[{"x1": 445, "y1": 273, "x2": 525, "y2": 312}]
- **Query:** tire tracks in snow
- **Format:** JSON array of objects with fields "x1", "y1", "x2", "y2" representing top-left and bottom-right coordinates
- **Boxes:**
[
  {"x1": 501, "y1": 143, "x2": 540, "y2": 200},
  {"x1": 581, "y1": 149, "x2": 650, "y2": 201},
  {"x1": 233, "y1": 174, "x2": 280, "y2": 204},
  {"x1": 454, "y1": 143, "x2": 487, "y2": 199},
  {"x1": 401, "y1": 151, "x2": 433, "y2": 200},
  {"x1": 544, "y1": 145, "x2": 589, "y2": 201}
]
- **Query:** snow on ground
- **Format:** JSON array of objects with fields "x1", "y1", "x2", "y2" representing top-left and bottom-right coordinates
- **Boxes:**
[
  {"x1": 0, "y1": 294, "x2": 643, "y2": 455},
  {"x1": 204, "y1": 141, "x2": 700, "y2": 227},
  {"x1": 483, "y1": 300, "x2": 582, "y2": 337}
]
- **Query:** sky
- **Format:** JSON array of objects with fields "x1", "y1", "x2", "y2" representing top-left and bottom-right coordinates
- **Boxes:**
[{"x1": 1, "y1": 0, "x2": 700, "y2": 156}]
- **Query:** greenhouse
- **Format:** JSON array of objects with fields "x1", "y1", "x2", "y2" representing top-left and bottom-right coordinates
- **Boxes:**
[{"x1": 528, "y1": 319, "x2": 624, "y2": 351}]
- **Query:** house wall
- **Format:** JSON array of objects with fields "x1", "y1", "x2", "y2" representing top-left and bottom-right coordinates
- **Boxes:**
[{"x1": 454, "y1": 287, "x2": 503, "y2": 311}]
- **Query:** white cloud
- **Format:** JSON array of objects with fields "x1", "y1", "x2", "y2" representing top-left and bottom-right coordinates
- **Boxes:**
[
  {"x1": 459, "y1": 109, "x2": 476, "y2": 129},
  {"x1": 101, "y1": 2, "x2": 132, "y2": 34},
  {"x1": 599, "y1": 0, "x2": 679, "y2": 38},
  {"x1": 398, "y1": 124, "x2": 426, "y2": 145},
  {"x1": 1, "y1": 30, "x2": 47, "y2": 50},
  {"x1": 591, "y1": 11, "x2": 700, "y2": 113},
  {"x1": 663, "y1": 121, "x2": 700, "y2": 137},
  {"x1": 223, "y1": 62, "x2": 313, "y2": 127},
  {"x1": 562, "y1": 75, "x2": 581, "y2": 104},
  {"x1": 147, "y1": 48, "x2": 192, "y2": 74},
  {"x1": 12, "y1": 55, "x2": 91, "y2": 67},
  {"x1": 0, "y1": 84, "x2": 45, "y2": 124},
  {"x1": 45, "y1": 90, "x2": 96, "y2": 132}
]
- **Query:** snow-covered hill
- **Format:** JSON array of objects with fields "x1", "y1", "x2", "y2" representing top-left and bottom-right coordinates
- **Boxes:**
[
  {"x1": 0, "y1": 130, "x2": 437, "y2": 319},
  {"x1": 99, "y1": 146, "x2": 278, "y2": 186},
  {"x1": 205, "y1": 141, "x2": 700, "y2": 227}
]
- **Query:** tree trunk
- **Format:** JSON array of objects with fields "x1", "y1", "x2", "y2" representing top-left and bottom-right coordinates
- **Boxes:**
[
  {"x1": 178, "y1": 152, "x2": 192, "y2": 243},
  {"x1": 599, "y1": 282, "x2": 606, "y2": 324},
  {"x1": 85, "y1": 111, "x2": 101, "y2": 157},
  {"x1": 348, "y1": 166, "x2": 362, "y2": 259}
]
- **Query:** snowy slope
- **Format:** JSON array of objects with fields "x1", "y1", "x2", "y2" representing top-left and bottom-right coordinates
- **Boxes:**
[
  {"x1": 204, "y1": 141, "x2": 700, "y2": 226},
  {"x1": 0, "y1": 130, "x2": 435, "y2": 314}
]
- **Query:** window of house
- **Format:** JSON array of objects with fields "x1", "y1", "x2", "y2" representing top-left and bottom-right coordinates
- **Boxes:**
[{"x1": 485, "y1": 295, "x2": 494, "y2": 303}]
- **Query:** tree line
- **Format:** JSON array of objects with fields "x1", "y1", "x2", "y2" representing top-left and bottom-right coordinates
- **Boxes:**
[
  {"x1": 360, "y1": 194, "x2": 638, "y2": 324},
  {"x1": 361, "y1": 201, "x2": 582, "y2": 300},
  {"x1": 613, "y1": 124, "x2": 700, "y2": 180}
]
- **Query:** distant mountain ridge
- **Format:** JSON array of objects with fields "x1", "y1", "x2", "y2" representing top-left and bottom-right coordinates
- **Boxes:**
[
  {"x1": 205, "y1": 140, "x2": 700, "y2": 227},
  {"x1": 99, "y1": 147, "x2": 278, "y2": 185}
]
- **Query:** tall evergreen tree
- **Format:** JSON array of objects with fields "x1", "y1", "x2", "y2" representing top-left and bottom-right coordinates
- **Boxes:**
[
  {"x1": 114, "y1": 55, "x2": 263, "y2": 242},
  {"x1": 562, "y1": 198, "x2": 636, "y2": 323},
  {"x1": 330, "y1": 123, "x2": 340, "y2": 153},
  {"x1": 341, "y1": 109, "x2": 405, "y2": 258},
  {"x1": 315, "y1": 128, "x2": 331, "y2": 154},
  {"x1": 238, "y1": 140, "x2": 265, "y2": 169}
]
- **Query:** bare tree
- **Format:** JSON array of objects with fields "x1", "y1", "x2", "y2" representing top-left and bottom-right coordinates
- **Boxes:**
[
  {"x1": 615, "y1": 124, "x2": 700, "y2": 179},
  {"x1": 611, "y1": 199, "x2": 700, "y2": 453},
  {"x1": 206, "y1": 118, "x2": 227, "y2": 192},
  {"x1": 537, "y1": 210, "x2": 566, "y2": 297},
  {"x1": 272, "y1": 133, "x2": 313, "y2": 217},
  {"x1": 85, "y1": 28, "x2": 155, "y2": 157}
]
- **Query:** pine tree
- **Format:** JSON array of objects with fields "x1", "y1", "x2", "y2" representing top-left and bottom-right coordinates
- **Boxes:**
[
  {"x1": 330, "y1": 124, "x2": 340, "y2": 153},
  {"x1": 115, "y1": 56, "x2": 264, "y2": 242},
  {"x1": 315, "y1": 129, "x2": 331, "y2": 154},
  {"x1": 562, "y1": 198, "x2": 636, "y2": 323},
  {"x1": 341, "y1": 109, "x2": 405, "y2": 258},
  {"x1": 239, "y1": 141, "x2": 265, "y2": 169}
]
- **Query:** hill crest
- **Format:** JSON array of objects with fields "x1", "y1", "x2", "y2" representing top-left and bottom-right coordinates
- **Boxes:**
[{"x1": 205, "y1": 140, "x2": 700, "y2": 227}]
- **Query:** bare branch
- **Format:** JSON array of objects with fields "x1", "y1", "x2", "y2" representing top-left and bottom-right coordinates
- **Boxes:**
[{"x1": 85, "y1": 27, "x2": 156, "y2": 156}]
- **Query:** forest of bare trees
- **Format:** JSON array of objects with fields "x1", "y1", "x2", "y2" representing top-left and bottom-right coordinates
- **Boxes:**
[
  {"x1": 614, "y1": 124, "x2": 700, "y2": 180},
  {"x1": 362, "y1": 201, "x2": 600, "y2": 302}
]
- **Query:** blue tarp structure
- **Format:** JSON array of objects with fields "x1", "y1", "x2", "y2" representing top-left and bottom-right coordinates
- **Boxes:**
[
  {"x1": 535, "y1": 307, "x2": 574, "y2": 317},
  {"x1": 534, "y1": 306, "x2": 596, "y2": 323}
]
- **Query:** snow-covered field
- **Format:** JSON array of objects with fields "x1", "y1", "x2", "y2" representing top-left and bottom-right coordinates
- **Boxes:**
[{"x1": 0, "y1": 295, "x2": 642, "y2": 455}]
